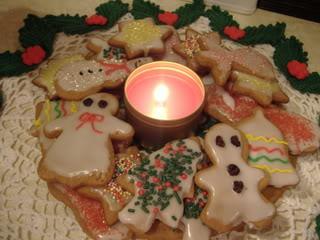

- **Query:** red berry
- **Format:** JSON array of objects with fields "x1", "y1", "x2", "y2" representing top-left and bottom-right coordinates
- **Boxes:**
[
  {"x1": 180, "y1": 173, "x2": 188, "y2": 180},
  {"x1": 202, "y1": 191, "x2": 208, "y2": 196},
  {"x1": 165, "y1": 181, "x2": 172, "y2": 188},
  {"x1": 136, "y1": 181, "x2": 143, "y2": 188},
  {"x1": 138, "y1": 189, "x2": 145, "y2": 196},
  {"x1": 173, "y1": 185, "x2": 181, "y2": 192},
  {"x1": 85, "y1": 14, "x2": 108, "y2": 25},
  {"x1": 158, "y1": 12, "x2": 179, "y2": 26},
  {"x1": 156, "y1": 185, "x2": 163, "y2": 191},
  {"x1": 223, "y1": 26, "x2": 246, "y2": 41},
  {"x1": 152, "y1": 177, "x2": 160, "y2": 183}
]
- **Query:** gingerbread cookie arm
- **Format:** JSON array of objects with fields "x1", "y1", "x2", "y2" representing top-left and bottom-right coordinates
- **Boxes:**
[
  {"x1": 102, "y1": 115, "x2": 134, "y2": 141},
  {"x1": 44, "y1": 116, "x2": 68, "y2": 138}
]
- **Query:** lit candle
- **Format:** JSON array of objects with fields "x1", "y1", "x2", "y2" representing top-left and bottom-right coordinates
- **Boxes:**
[{"x1": 125, "y1": 61, "x2": 205, "y2": 146}]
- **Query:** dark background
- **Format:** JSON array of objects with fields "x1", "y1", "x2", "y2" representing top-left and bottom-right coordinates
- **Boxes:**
[{"x1": 258, "y1": 0, "x2": 320, "y2": 23}]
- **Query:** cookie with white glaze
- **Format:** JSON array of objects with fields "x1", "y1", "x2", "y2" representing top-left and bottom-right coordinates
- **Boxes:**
[
  {"x1": 237, "y1": 109, "x2": 299, "y2": 188},
  {"x1": 118, "y1": 138, "x2": 203, "y2": 234},
  {"x1": 38, "y1": 93, "x2": 134, "y2": 187},
  {"x1": 195, "y1": 123, "x2": 275, "y2": 233}
]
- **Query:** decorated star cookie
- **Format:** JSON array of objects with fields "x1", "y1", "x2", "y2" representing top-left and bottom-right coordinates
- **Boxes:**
[
  {"x1": 237, "y1": 109, "x2": 299, "y2": 188},
  {"x1": 195, "y1": 46, "x2": 288, "y2": 105},
  {"x1": 108, "y1": 18, "x2": 172, "y2": 59},
  {"x1": 38, "y1": 93, "x2": 134, "y2": 187},
  {"x1": 78, "y1": 147, "x2": 141, "y2": 225},
  {"x1": 173, "y1": 28, "x2": 221, "y2": 73},
  {"x1": 195, "y1": 123, "x2": 275, "y2": 233},
  {"x1": 31, "y1": 99, "x2": 80, "y2": 151},
  {"x1": 86, "y1": 37, "x2": 127, "y2": 61},
  {"x1": 182, "y1": 187, "x2": 211, "y2": 240},
  {"x1": 118, "y1": 138, "x2": 203, "y2": 233},
  {"x1": 33, "y1": 55, "x2": 84, "y2": 99},
  {"x1": 153, "y1": 27, "x2": 186, "y2": 65},
  {"x1": 229, "y1": 71, "x2": 289, "y2": 106},
  {"x1": 48, "y1": 183, "x2": 132, "y2": 240},
  {"x1": 205, "y1": 83, "x2": 258, "y2": 124},
  {"x1": 264, "y1": 107, "x2": 320, "y2": 155},
  {"x1": 55, "y1": 57, "x2": 152, "y2": 100}
]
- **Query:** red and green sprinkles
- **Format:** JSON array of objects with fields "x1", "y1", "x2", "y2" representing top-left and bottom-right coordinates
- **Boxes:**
[
  {"x1": 127, "y1": 140, "x2": 201, "y2": 214},
  {"x1": 183, "y1": 187, "x2": 208, "y2": 219}
]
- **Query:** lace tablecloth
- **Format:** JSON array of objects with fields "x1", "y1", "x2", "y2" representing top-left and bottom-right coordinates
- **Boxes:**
[{"x1": 1, "y1": 13, "x2": 320, "y2": 240}]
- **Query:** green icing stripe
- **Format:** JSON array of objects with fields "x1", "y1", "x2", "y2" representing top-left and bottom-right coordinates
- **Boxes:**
[
  {"x1": 249, "y1": 155, "x2": 289, "y2": 164},
  {"x1": 54, "y1": 101, "x2": 62, "y2": 118}
]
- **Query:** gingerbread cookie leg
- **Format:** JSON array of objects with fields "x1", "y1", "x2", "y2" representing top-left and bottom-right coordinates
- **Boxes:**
[{"x1": 195, "y1": 123, "x2": 275, "y2": 233}]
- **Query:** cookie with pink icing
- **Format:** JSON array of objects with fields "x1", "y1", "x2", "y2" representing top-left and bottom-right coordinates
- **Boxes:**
[
  {"x1": 48, "y1": 183, "x2": 132, "y2": 240},
  {"x1": 195, "y1": 123, "x2": 275, "y2": 233},
  {"x1": 205, "y1": 83, "x2": 258, "y2": 124},
  {"x1": 118, "y1": 138, "x2": 203, "y2": 234},
  {"x1": 237, "y1": 109, "x2": 299, "y2": 188},
  {"x1": 264, "y1": 107, "x2": 320, "y2": 155},
  {"x1": 55, "y1": 57, "x2": 152, "y2": 100},
  {"x1": 38, "y1": 93, "x2": 134, "y2": 187}
]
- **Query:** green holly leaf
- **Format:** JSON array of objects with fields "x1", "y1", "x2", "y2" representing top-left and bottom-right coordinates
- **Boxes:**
[
  {"x1": 0, "y1": 51, "x2": 37, "y2": 77},
  {"x1": 274, "y1": 37, "x2": 320, "y2": 94},
  {"x1": 173, "y1": 0, "x2": 205, "y2": 29},
  {"x1": 238, "y1": 22, "x2": 286, "y2": 46},
  {"x1": 131, "y1": 0, "x2": 164, "y2": 24},
  {"x1": 96, "y1": 0, "x2": 129, "y2": 28},
  {"x1": 205, "y1": 5, "x2": 239, "y2": 34},
  {"x1": 19, "y1": 14, "x2": 56, "y2": 55},
  {"x1": 43, "y1": 14, "x2": 105, "y2": 35}
]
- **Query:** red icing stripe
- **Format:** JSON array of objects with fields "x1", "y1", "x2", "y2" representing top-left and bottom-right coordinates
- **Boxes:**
[
  {"x1": 249, "y1": 144, "x2": 286, "y2": 156},
  {"x1": 61, "y1": 100, "x2": 67, "y2": 116}
]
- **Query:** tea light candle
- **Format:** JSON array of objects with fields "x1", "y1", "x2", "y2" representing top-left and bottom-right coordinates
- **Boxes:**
[{"x1": 124, "y1": 61, "x2": 205, "y2": 146}]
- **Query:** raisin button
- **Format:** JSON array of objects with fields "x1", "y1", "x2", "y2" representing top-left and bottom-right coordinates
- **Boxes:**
[
  {"x1": 215, "y1": 136, "x2": 225, "y2": 147},
  {"x1": 83, "y1": 98, "x2": 93, "y2": 106},
  {"x1": 227, "y1": 164, "x2": 240, "y2": 176},
  {"x1": 98, "y1": 100, "x2": 108, "y2": 108},
  {"x1": 231, "y1": 135, "x2": 241, "y2": 147},
  {"x1": 233, "y1": 181, "x2": 244, "y2": 193}
]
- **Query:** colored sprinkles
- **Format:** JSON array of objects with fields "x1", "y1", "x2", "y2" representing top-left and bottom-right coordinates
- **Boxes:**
[
  {"x1": 128, "y1": 140, "x2": 201, "y2": 213},
  {"x1": 184, "y1": 187, "x2": 208, "y2": 219}
]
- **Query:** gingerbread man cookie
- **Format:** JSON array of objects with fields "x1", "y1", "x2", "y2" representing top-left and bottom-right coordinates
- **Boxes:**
[
  {"x1": 118, "y1": 138, "x2": 203, "y2": 233},
  {"x1": 55, "y1": 57, "x2": 152, "y2": 100},
  {"x1": 38, "y1": 93, "x2": 134, "y2": 187},
  {"x1": 237, "y1": 109, "x2": 299, "y2": 188},
  {"x1": 108, "y1": 18, "x2": 172, "y2": 59},
  {"x1": 195, "y1": 123, "x2": 275, "y2": 233}
]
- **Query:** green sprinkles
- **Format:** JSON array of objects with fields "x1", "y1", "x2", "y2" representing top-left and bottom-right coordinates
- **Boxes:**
[
  {"x1": 129, "y1": 140, "x2": 201, "y2": 213},
  {"x1": 128, "y1": 208, "x2": 135, "y2": 213},
  {"x1": 171, "y1": 216, "x2": 177, "y2": 221}
]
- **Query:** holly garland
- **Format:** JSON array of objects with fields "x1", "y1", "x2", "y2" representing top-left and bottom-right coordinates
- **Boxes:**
[
  {"x1": 131, "y1": 0, "x2": 205, "y2": 28},
  {"x1": 205, "y1": 5, "x2": 319, "y2": 94},
  {"x1": 316, "y1": 214, "x2": 320, "y2": 239},
  {"x1": 0, "y1": 0, "x2": 129, "y2": 78},
  {"x1": 0, "y1": 0, "x2": 319, "y2": 94}
]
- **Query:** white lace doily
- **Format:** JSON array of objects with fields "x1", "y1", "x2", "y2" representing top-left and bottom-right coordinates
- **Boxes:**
[{"x1": 1, "y1": 13, "x2": 320, "y2": 240}]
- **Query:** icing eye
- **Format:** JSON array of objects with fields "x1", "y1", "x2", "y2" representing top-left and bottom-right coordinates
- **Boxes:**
[
  {"x1": 88, "y1": 69, "x2": 93, "y2": 73},
  {"x1": 98, "y1": 100, "x2": 108, "y2": 108},
  {"x1": 233, "y1": 181, "x2": 244, "y2": 193},
  {"x1": 99, "y1": 68, "x2": 103, "y2": 72},
  {"x1": 230, "y1": 135, "x2": 241, "y2": 147},
  {"x1": 227, "y1": 164, "x2": 240, "y2": 176},
  {"x1": 83, "y1": 98, "x2": 93, "y2": 107},
  {"x1": 215, "y1": 136, "x2": 225, "y2": 147},
  {"x1": 79, "y1": 71, "x2": 83, "y2": 75}
]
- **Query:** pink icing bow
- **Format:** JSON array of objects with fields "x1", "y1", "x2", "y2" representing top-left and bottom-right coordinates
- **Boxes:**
[{"x1": 76, "y1": 112, "x2": 104, "y2": 134}]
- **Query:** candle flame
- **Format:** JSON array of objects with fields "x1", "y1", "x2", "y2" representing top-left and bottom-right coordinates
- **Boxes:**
[{"x1": 153, "y1": 84, "x2": 169, "y2": 105}]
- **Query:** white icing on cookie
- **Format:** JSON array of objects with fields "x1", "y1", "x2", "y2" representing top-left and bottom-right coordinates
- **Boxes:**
[
  {"x1": 182, "y1": 217, "x2": 211, "y2": 240},
  {"x1": 196, "y1": 124, "x2": 275, "y2": 230},
  {"x1": 237, "y1": 109, "x2": 299, "y2": 188},
  {"x1": 43, "y1": 93, "x2": 133, "y2": 178},
  {"x1": 118, "y1": 139, "x2": 203, "y2": 233},
  {"x1": 56, "y1": 60, "x2": 106, "y2": 91}
]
